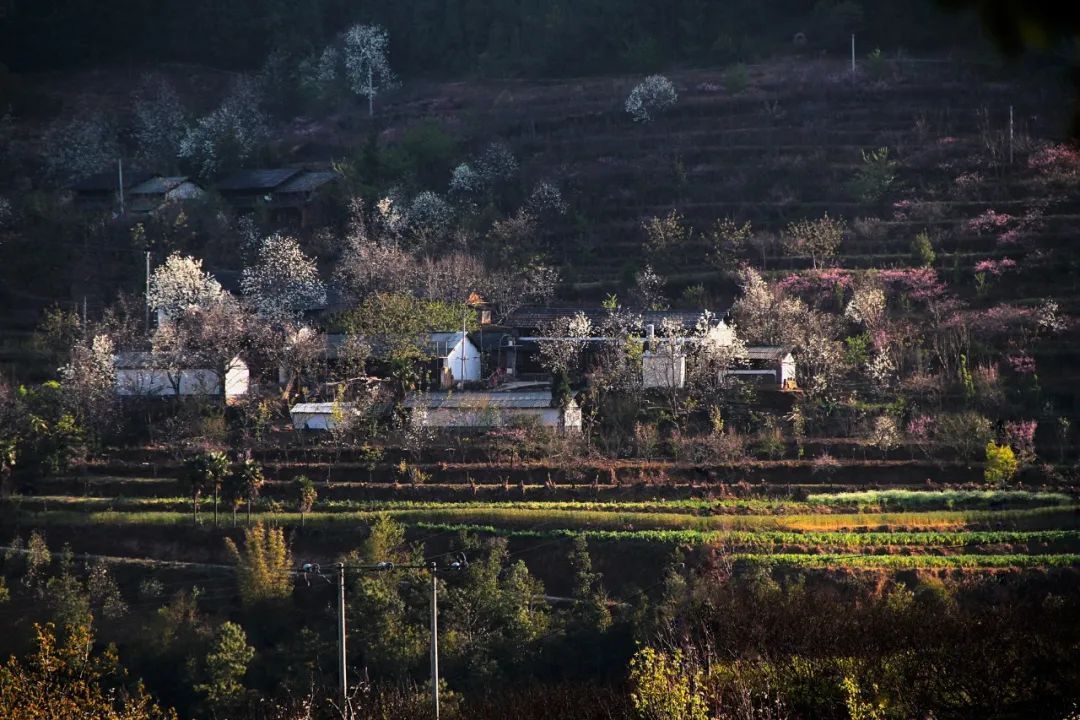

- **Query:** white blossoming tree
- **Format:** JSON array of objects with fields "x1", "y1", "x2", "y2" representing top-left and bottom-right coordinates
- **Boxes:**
[
  {"x1": 526, "y1": 181, "x2": 568, "y2": 215},
  {"x1": 448, "y1": 162, "x2": 485, "y2": 204},
  {"x1": 179, "y1": 79, "x2": 269, "y2": 178},
  {"x1": 343, "y1": 24, "x2": 398, "y2": 117},
  {"x1": 148, "y1": 254, "x2": 225, "y2": 320},
  {"x1": 625, "y1": 75, "x2": 677, "y2": 123},
  {"x1": 43, "y1": 111, "x2": 119, "y2": 183},
  {"x1": 538, "y1": 312, "x2": 593, "y2": 377},
  {"x1": 132, "y1": 76, "x2": 188, "y2": 170},
  {"x1": 59, "y1": 334, "x2": 117, "y2": 444},
  {"x1": 241, "y1": 233, "x2": 326, "y2": 325},
  {"x1": 407, "y1": 191, "x2": 453, "y2": 250},
  {"x1": 475, "y1": 141, "x2": 518, "y2": 186}
]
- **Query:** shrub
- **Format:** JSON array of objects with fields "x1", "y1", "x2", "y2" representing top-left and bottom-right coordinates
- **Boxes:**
[
  {"x1": 724, "y1": 63, "x2": 749, "y2": 94},
  {"x1": 626, "y1": 75, "x2": 678, "y2": 123},
  {"x1": 847, "y1": 147, "x2": 896, "y2": 203},
  {"x1": 911, "y1": 231, "x2": 935, "y2": 267},
  {"x1": 984, "y1": 442, "x2": 1018, "y2": 485},
  {"x1": 628, "y1": 646, "x2": 708, "y2": 720},
  {"x1": 224, "y1": 523, "x2": 293, "y2": 607}
]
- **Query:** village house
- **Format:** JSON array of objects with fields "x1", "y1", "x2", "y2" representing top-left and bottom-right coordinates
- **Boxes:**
[
  {"x1": 113, "y1": 352, "x2": 250, "y2": 399},
  {"x1": 401, "y1": 384, "x2": 582, "y2": 433},
  {"x1": 69, "y1": 170, "x2": 157, "y2": 213},
  {"x1": 279, "y1": 330, "x2": 482, "y2": 392},
  {"x1": 215, "y1": 168, "x2": 340, "y2": 227},
  {"x1": 126, "y1": 176, "x2": 204, "y2": 214}
]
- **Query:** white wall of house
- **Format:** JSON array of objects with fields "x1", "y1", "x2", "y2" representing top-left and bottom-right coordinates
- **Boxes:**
[
  {"x1": 779, "y1": 353, "x2": 796, "y2": 387},
  {"x1": 443, "y1": 337, "x2": 482, "y2": 383},
  {"x1": 642, "y1": 351, "x2": 686, "y2": 389},
  {"x1": 412, "y1": 402, "x2": 581, "y2": 433},
  {"x1": 114, "y1": 358, "x2": 248, "y2": 398}
]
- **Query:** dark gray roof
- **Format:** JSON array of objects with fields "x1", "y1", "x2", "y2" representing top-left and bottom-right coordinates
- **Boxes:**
[
  {"x1": 745, "y1": 346, "x2": 793, "y2": 361},
  {"x1": 276, "y1": 170, "x2": 339, "y2": 194},
  {"x1": 216, "y1": 169, "x2": 300, "y2": 192},
  {"x1": 70, "y1": 171, "x2": 157, "y2": 193},
  {"x1": 112, "y1": 351, "x2": 157, "y2": 369},
  {"x1": 505, "y1": 306, "x2": 716, "y2": 331},
  {"x1": 128, "y1": 176, "x2": 192, "y2": 195},
  {"x1": 402, "y1": 390, "x2": 554, "y2": 410}
]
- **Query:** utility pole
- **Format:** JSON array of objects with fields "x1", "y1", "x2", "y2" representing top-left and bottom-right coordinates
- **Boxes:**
[
  {"x1": 337, "y1": 562, "x2": 348, "y2": 719},
  {"x1": 145, "y1": 251, "x2": 151, "y2": 332},
  {"x1": 1008, "y1": 105, "x2": 1014, "y2": 166},
  {"x1": 851, "y1": 34, "x2": 856, "y2": 74},
  {"x1": 430, "y1": 561, "x2": 440, "y2": 720},
  {"x1": 118, "y1": 158, "x2": 125, "y2": 216}
]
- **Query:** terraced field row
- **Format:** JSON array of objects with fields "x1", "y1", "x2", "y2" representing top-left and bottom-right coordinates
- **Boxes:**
[{"x1": 5, "y1": 489, "x2": 1077, "y2": 570}]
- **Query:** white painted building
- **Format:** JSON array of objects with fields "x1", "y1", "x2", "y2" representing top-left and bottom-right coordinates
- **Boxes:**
[
  {"x1": 402, "y1": 387, "x2": 581, "y2": 433},
  {"x1": 289, "y1": 402, "x2": 359, "y2": 431},
  {"x1": 720, "y1": 346, "x2": 797, "y2": 389},
  {"x1": 427, "y1": 332, "x2": 481, "y2": 386},
  {"x1": 642, "y1": 350, "x2": 686, "y2": 389},
  {"x1": 113, "y1": 352, "x2": 249, "y2": 399}
]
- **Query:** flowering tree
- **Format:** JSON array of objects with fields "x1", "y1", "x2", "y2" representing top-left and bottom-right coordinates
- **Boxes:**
[
  {"x1": 475, "y1": 141, "x2": 518, "y2": 186},
  {"x1": 148, "y1": 253, "x2": 225, "y2": 319},
  {"x1": 686, "y1": 312, "x2": 748, "y2": 400},
  {"x1": 783, "y1": 213, "x2": 845, "y2": 268},
  {"x1": 152, "y1": 294, "x2": 249, "y2": 400},
  {"x1": 633, "y1": 265, "x2": 669, "y2": 311},
  {"x1": 59, "y1": 334, "x2": 117, "y2": 447},
  {"x1": 179, "y1": 78, "x2": 269, "y2": 178},
  {"x1": 343, "y1": 24, "x2": 397, "y2": 117},
  {"x1": 538, "y1": 312, "x2": 592, "y2": 376},
  {"x1": 42, "y1": 111, "x2": 118, "y2": 184},
  {"x1": 132, "y1": 76, "x2": 187, "y2": 169},
  {"x1": 407, "y1": 191, "x2": 453, "y2": 250},
  {"x1": 241, "y1": 233, "x2": 326, "y2": 324},
  {"x1": 642, "y1": 209, "x2": 692, "y2": 260},
  {"x1": 844, "y1": 280, "x2": 887, "y2": 330},
  {"x1": 526, "y1": 181, "x2": 568, "y2": 216},
  {"x1": 449, "y1": 162, "x2": 485, "y2": 204},
  {"x1": 625, "y1": 75, "x2": 678, "y2": 123}
]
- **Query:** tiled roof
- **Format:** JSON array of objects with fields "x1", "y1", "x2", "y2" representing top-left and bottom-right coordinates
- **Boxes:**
[
  {"x1": 505, "y1": 306, "x2": 720, "y2": 331},
  {"x1": 216, "y1": 168, "x2": 300, "y2": 192},
  {"x1": 745, "y1": 346, "x2": 793, "y2": 361},
  {"x1": 402, "y1": 390, "x2": 554, "y2": 410},
  {"x1": 276, "y1": 170, "x2": 339, "y2": 193},
  {"x1": 70, "y1": 171, "x2": 157, "y2": 192},
  {"x1": 128, "y1": 176, "x2": 191, "y2": 195},
  {"x1": 290, "y1": 402, "x2": 358, "y2": 414}
]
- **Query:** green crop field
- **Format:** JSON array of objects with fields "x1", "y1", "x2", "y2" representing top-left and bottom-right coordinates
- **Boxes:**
[{"x1": 5, "y1": 489, "x2": 1077, "y2": 570}]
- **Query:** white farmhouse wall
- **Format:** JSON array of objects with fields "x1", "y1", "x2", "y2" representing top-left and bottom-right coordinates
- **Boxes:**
[
  {"x1": 444, "y1": 338, "x2": 482, "y2": 382},
  {"x1": 291, "y1": 412, "x2": 335, "y2": 431},
  {"x1": 414, "y1": 406, "x2": 578, "y2": 431},
  {"x1": 115, "y1": 357, "x2": 248, "y2": 398},
  {"x1": 642, "y1": 351, "x2": 686, "y2": 389}
]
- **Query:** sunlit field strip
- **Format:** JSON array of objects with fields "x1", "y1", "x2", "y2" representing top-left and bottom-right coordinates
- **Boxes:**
[
  {"x1": 730, "y1": 554, "x2": 1080, "y2": 568},
  {"x1": 403, "y1": 522, "x2": 1080, "y2": 550},
  {"x1": 8, "y1": 505, "x2": 1079, "y2": 532},
  {"x1": 5, "y1": 489, "x2": 1075, "y2": 515}
]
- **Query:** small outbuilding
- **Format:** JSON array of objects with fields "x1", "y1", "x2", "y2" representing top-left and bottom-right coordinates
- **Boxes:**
[
  {"x1": 113, "y1": 352, "x2": 250, "y2": 399},
  {"x1": 426, "y1": 332, "x2": 482, "y2": 387},
  {"x1": 289, "y1": 402, "x2": 359, "y2": 431},
  {"x1": 721, "y1": 346, "x2": 797, "y2": 389},
  {"x1": 402, "y1": 387, "x2": 581, "y2": 433}
]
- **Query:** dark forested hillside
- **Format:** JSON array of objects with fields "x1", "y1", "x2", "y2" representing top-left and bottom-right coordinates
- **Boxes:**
[{"x1": 1, "y1": 0, "x2": 980, "y2": 76}]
